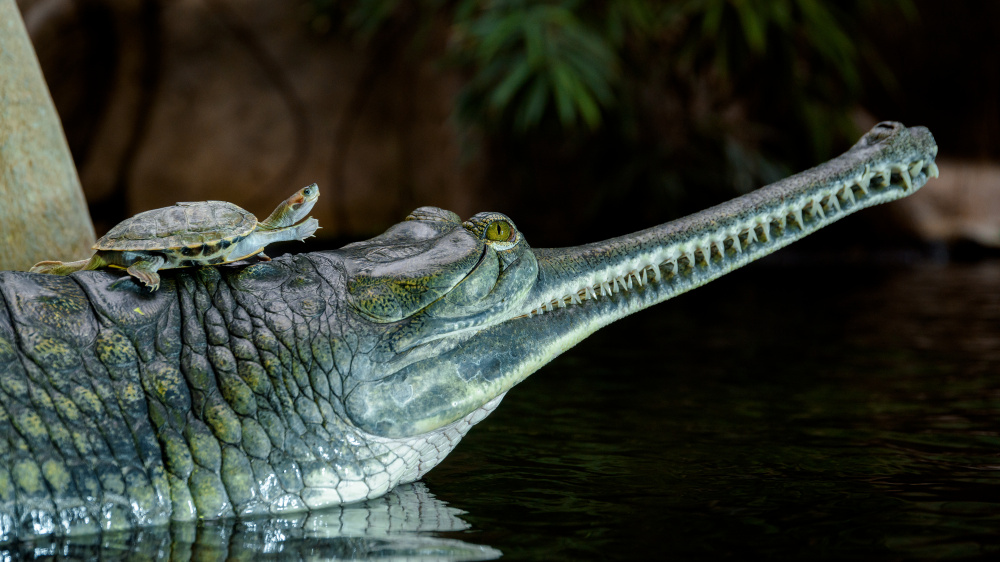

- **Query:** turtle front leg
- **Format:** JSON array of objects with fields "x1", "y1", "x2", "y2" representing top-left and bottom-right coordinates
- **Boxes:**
[
  {"x1": 125, "y1": 256, "x2": 166, "y2": 290},
  {"x1": 228, "y1": 217, "x2": 320, "y2": 261},
  {"x1": 293, "y1": 217, "x2": 319, "y2": 240}
]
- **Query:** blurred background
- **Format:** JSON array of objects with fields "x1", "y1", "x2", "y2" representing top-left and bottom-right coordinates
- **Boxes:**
[{"x1": 13, "y1": 0, "x2": 1000, "y2": 251}]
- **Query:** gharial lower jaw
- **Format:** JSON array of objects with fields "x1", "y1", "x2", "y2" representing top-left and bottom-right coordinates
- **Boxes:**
[{"x1": 519, "y1": 156, "x2": 939, "y2": 319}]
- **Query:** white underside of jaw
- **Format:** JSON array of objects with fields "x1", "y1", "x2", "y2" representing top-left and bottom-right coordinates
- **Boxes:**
[
  {"x1": 522, "y1": 158, "x2": 939, "y2": 318},
  {"x1": 285, "y1": 394, "x2": 507, "y2": 509}
]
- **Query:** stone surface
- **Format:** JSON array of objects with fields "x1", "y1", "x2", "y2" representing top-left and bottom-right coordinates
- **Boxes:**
[
  {"x1": 0, "y1": 0, "x2": 95, "y2": 271},
  {"x1": 888, "y1": 158, "x2": 1000, "y2": 247}
]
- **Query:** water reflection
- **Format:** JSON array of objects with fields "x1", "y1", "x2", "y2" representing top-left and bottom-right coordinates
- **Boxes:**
[{"x1": 1, "y1": 483, "x2": 500, "y2": 561}]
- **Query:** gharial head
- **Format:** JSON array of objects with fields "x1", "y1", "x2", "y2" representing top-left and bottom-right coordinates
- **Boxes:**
[
  {"x1": 309, "y1": 122, "x2": 940, "y2": 442},
  {"x1": 341, "y1": 206, "x2": 535, "y2": 326}
]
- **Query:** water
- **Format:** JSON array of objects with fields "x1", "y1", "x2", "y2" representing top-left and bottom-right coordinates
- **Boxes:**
[
  {"x1": 425, "y1": 258, "x2": 1000, "y2": 561},
  {"x1": 5, "y1": 258, "x2": 1000, "y2": 560}
]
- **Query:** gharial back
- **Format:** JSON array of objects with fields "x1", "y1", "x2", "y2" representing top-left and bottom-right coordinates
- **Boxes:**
[{"x1": 94, "y1": 201, "x2": 257, "y2": 251}]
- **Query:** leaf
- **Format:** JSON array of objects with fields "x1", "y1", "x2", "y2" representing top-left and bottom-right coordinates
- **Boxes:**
[
  {"x1": 563, "y1": 48, "x2": 615, "y2": 104},
  {"x1": 701, "y1": 0, "x2": 726, "y2": 38},
  {"x1": 490, "y1": 61, "x2": 533, "y2": 111},
  {"x1": 551, "y1": 62, "x2": 580, "y2": 127},
  {"x1": 522, "y1": 14, "x2": 545, "y2": 68},
  {"x1": 735, "y1": 0, "x2": 767, "y2": 53},
  {"x1": 573, "y1": 86, "x2": 602, "y2": 130},
  {"x1": 517, "y1": 75, "x2": 551, "y2": 131}
]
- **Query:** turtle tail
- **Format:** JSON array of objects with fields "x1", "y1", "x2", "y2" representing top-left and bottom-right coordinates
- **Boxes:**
[{"x1": 30, "y1": 255, "x2": 104, "y2": 275}]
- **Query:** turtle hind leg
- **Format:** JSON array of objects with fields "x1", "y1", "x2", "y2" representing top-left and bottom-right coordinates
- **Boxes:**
[
  {"x1": 125, "y1": 256, "x2": 166, "y2": 291},
  {"x1": 30, "y1": 255, "x2": 104, "y2": 275}
]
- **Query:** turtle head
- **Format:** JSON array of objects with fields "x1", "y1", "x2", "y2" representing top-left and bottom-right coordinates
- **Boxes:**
[{"x1": 259, "y1": 183, "x2": 320, "y2": 230}]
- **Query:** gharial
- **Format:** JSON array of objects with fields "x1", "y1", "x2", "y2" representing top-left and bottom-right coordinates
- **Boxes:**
[
  {"x1": 0, "y1": 122, "x2": 937, "y2": 541},
  {"x1": 29, "y1": 184, "x2": 321, "y2": 291}
]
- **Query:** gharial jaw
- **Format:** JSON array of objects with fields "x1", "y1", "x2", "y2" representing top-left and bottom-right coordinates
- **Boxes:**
[{"x1": 520, "y1": 122, "x2": 939, "y2": 322}]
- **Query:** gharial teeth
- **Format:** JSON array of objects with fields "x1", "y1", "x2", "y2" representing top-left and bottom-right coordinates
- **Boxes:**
[
  {"x1": 525, "y1": 155, "x2": 938, "y2": 318},
  {"x1": 899, "y1": 167, "x2": 913, "y2": 191},
  {"x1": 856, "y1": 175, "x2": 870, "y2": 195},
  {"x1": 828, "y1": 194, "x2": 842, "y2": 212},
  {"x1": 792, "y1": 209, "x2": 805, "y2": 228},
  {"x1": 843, "y1": 186, "x2": 856, "y2": 205},
  {"x1": 811, "y1": 199, "x2": 826, "y2": 219}
]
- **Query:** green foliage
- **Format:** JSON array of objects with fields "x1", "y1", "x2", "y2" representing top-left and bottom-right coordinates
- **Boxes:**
[
  {"x1": 451, "y1": 1, "x2": 619, "y2": 131},
  {"x1": 314, "y1": 0, "x2": 909, "y2": 148},
  {"x1": 309, "y1": 0, "x2": 917, "y2": 233},
  {"x1": 663, "y1": 0, "x2": 913, "y2": 159}
]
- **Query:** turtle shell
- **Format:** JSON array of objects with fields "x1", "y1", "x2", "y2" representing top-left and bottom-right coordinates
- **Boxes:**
[{"x1": 94, "y1": 201, "x2": 257, "y2": 256}]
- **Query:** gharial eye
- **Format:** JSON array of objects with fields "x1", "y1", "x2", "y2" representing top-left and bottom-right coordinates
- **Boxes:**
[
  {"x1": 463, "y1": 212, "x2": 521, "y2": 251},
  {"x1": 485, "y1": 220, "x2": 513, "y2": 242}
]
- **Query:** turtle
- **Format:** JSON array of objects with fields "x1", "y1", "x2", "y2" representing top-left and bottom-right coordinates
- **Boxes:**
[{"x1": 30, "y1": 183, "x2": 320, "y2": 290}]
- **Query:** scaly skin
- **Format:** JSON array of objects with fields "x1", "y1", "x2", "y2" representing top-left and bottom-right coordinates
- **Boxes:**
[{"x1": 0, "y1": 122, "x2": 937, "y2": 541}]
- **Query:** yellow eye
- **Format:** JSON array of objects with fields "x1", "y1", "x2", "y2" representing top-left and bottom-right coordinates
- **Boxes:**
[{"x1": 485, "y1": 220, "x2": 512, "y2": 242}]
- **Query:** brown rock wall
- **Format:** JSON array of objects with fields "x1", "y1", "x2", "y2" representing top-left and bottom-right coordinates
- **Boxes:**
[{"x1": 20, "y1": 0, "x2": 482, "y2": 239}]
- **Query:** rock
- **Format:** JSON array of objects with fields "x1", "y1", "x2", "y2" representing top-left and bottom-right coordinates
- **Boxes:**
[
  {"x1": 0, "y1": 0, "x2": 96, "y2": 271},
  {"x1": 889, "y1": 159, "x2": 1000, "y2": 247}
]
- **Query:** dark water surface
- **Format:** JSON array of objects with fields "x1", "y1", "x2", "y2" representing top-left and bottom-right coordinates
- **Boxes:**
[
  {"x1": 6, "y1": 259, "x2": 1000, "y2": 560},
  {"x1": 426, "y1": 259, "x2": 1000, "y2": 561}
]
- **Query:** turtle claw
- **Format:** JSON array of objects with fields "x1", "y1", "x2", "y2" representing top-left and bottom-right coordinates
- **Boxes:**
[
  {"x1": 131, "y1": 273, "x2": 160, "y2": 291},
  {"x1": 126, "y1": 258, "x2": 164, "y2": 291}
]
